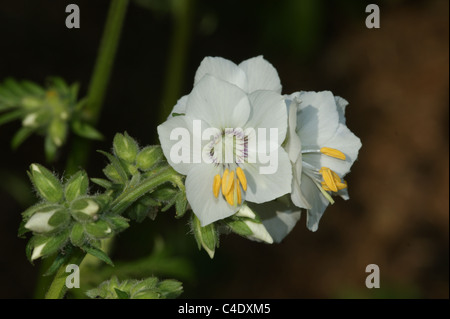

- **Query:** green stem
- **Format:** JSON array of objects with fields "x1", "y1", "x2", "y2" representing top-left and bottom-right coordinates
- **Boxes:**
[
  {"x1": 65, "y1": 0, "x2": 129, "y2": 175},
  {"x1": 44, "y1": 249, "x2": 86, "y2": 299},
  {"x1": 110, "y1": 166, "x2": 183, "y2": 215},
  {"x1": 158, "y1": 0, "x2": 195, "y2": 124}
]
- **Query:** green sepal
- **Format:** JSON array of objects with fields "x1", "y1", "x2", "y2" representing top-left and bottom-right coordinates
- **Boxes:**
[
  {"x1": 136, "y1": 146, "x2": 163, "y2": 171},
  {"x1": 192, "y1": 214, "x2": 218, "y2": 259},
  {"x1": 113, "y1": 132, "x2": 138, "y2": 163},
  {"x1": 70, "y1": 223, "x2": 85, "y2": 247},
  {"x1": 28, "y1": 164, "x2": 63, "y2": 203},
  {"x1": 82, "y1": 245, "x2": 114, "y2": 266},
  {"x1": 85, "y1": 219, "x2": 113, "y2": 239},
  {"x1": 64, "y1": 170, "x2": 89, "y2": 202}
]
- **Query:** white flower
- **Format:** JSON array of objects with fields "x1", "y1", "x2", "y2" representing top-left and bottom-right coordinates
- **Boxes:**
[
  {"x1": 284, "y1": 91, "x2": 362, "y2": 231},
  {"x1": 157, "y1": 57, "x2": 292, "y2": 226}
]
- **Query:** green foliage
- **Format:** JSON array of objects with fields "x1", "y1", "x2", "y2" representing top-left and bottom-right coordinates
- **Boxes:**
[
  {"x1": 86, "y1": 276, "x2": 183, "y2": 299},
  {"x1": 0, "y1": 77, "x2": 103, "y2": 162},
  {"x1": 20, "y1": 132, "x2": 187, "y2": 276}
]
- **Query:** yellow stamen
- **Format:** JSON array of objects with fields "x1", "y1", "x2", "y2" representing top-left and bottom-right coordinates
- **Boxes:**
[
  {"x1": 213, "y1": 175, "x2": 221, "y2": 198},
  {"x1": 319, "y1": 167, "x2": 338, "y2": 192},
  {"x1": 221, "y1": 169, "x2": 231, "y2": 195},
  {"x1": 321, "y1": 180, "x2": 347, "y2": 192},
  {"x1": 320, "y1": 147, "x2": 346, "y2": 160},
  {"x1": 225, "y1": 179, "x2": 235, "y2": 206},
  {"x1": 236, "y1": 167, "x2": 247, "y2": 191},
  {"x1": 236, "y1": 179, "x2": 242, "y2": 205}
]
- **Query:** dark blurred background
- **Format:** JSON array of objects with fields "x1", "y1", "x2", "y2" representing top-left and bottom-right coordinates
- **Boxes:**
[{"x1": 0, "y1": 0, "x2": 448, "y2": 298}]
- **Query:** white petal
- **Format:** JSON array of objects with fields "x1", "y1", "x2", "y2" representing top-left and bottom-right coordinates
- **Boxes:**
[
  {"x1": 303, "y1": 123, "x2": 362, "y2": 176},
  {"x1": 186, "y1": 75, "x2": 251, "y2": 129},
  {"x1": 244, "y1": 148, "x2": 292, "y2": 203},
  {"x1": 245, "y1": 90, "x2": 287, "y2": 152},
  {"x1": 284, "y1": 98, "x2": 302, "y2": 163},
  {"x1": 168, "y1": 95, "x2": 188, "y2": 118},
  {"x1": 289, "y1": 91, "x2": 340, "y2": 147},
  {"x1": 185, "y1": 164, "x2": 239, "y2": 226},
  {"x1": 334, "y1": 96, "x2": 348, "y2": 124},
  {"x1": 157, "y1": 115, "x2": 206, "y2": 175},
  {"x1": 246, "y1": 199, "x2": 302, "y2": 243},
  {"x1": 299, "y1": 173, "x2": 330, "y2": 232},
  {"x1": 238, "y1": 56, "x2": 282, "y2": 93},
  {"x1": 290, "y1": 159, "x2": 311, "y2": 209},
  {"x1": 194, "y1": 56, "x2": 248, "y2": 92}
]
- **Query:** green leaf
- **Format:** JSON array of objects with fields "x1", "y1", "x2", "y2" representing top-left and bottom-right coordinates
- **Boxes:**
[
  {"x1": 114, "y1": 288, "x2": 130, "y2": 299},
  {"x1": 4, "y1": 78, "x2": 28, "y2": 96},
  {"x1": 0, "y1": 109, "x2": 23, "y2": 126},
  {"x1": 43, "y1": 245, "x2": 74, "y2": 276},
  {"x1": 113, "y1": 132, "x2": 139, "y2": 163},
  {"x1": 175, "y1": 192, "x2": 187, "y2": 218},
  {"x1": 83, "y1": 245, "x2": 114, "y2": 266},
  {"x1": 21, "y1": 80, "x2": 45, "y2": 95},
  {"x1": 64, "y1": 170, "x2": 89, "y2": 202},
  {"x1": 28, "y1": 164, "x2": 64, "y2": 203},
  {"x1": 18, "y1": 220, "x2": 29, "y2": 238},
  {"x1": 11, "y1": 126, "x2": 34, "y2": 150},
  {"x1": 71, "y1": 120, "x2": 104, "y2": 140},
  {"x1": 90, "y1": 178, "x2": 113, "y2": 189}
]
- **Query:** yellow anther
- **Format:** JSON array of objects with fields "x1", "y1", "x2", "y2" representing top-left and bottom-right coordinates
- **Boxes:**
[
  {"x1": 224, "y1": 180, "x2": 235, "y2": 206},
  {"x1": 213, "y1": 174, "x2": 221, "y2": 198},
  {"x1": 321, "y1": 180, "x2": 347, "y2": 192},
  {"x1": 222, "y1": 169, "x2": 234, "y2": 195},
  {"x1": 236, "y1": 179, "x2": 242, "y2": 205},
  {"x1": 320, "y1": 147, "x2": 346, "y2": 160},
  {"x1": 236, "y1": 167, "x2": 247, "y2": 191},
  {"x1": 319, "y1": 167, "x2": 338, "y2": 192}
]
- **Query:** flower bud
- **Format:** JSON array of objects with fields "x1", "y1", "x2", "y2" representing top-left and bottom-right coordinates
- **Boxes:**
[
  {"x1": 31, "y1": 230, "x2": 69, "y2": 261},
  {"x1": 113, "y1": 132, "x2": 138, "y2": 163},
  {"x1": 28, "y1": 164, "x2": 63, "y2": 203},
  {"x1": 136, "y1": 146, "x2": 163, "y2": 171},
  {"x1": 243, "y1": 220, "x2": 273, "y2": 244},
  {"x1": 70, "y1": 198, "x2": 100, "y2": 222},
  {"x1": 25, "y1": 206, "x2": 59, "y2": 233},
  {"x1": 85, "y1": 220, "x2": 113, "y2": 239},
  {"x1": 64, "y1": 170, "x2": 89, "y2": 202}
]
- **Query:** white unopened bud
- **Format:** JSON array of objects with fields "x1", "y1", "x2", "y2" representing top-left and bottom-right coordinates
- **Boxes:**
[
  {"x1": 25, "y1": 209, "x2": 57, "y2": 233},
  {"x1": 31, "y1": 243, "x2": 46, "y2": 261},
  {"x1": 244, "y1": 220, "x2": 273, "y2": 244}
]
